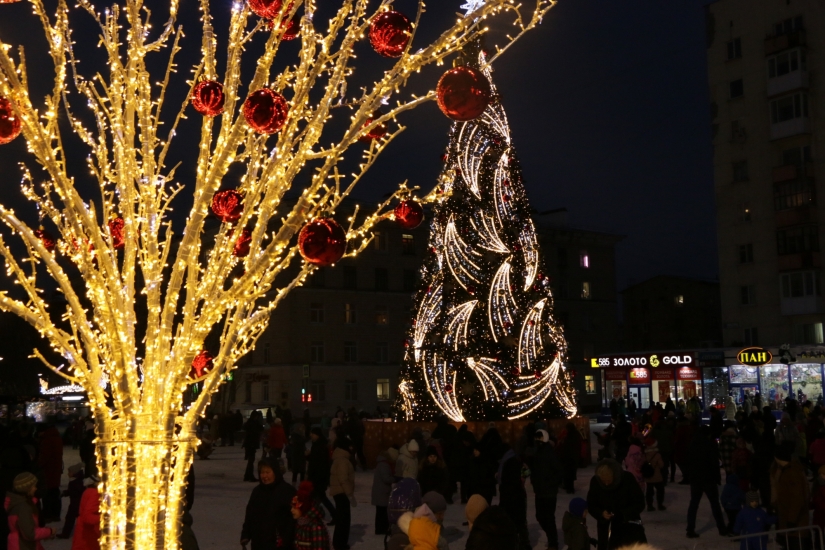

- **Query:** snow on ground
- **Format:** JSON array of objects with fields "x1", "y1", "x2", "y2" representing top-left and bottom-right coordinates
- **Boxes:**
[{"x1": 47, "y1": 425, "x2": 732, "y2": 550}]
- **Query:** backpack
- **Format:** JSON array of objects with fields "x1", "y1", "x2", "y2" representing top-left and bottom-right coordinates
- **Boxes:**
[{"x1": 640, "y1": 461, "x2": 655, "y2": 479}]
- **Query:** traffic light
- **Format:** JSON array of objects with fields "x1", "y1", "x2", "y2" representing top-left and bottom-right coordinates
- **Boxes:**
[{"x1": 301, "y1": 387, "x2": 312, "y2": 403}]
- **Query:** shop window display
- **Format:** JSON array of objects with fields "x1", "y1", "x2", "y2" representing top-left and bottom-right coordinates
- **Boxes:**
[
  {"x1": 790, "y1": 363, "x2": 823, "y2": 405},
  {"x1": 702, "y1": 367, "x2": 729, "y2": 408},
  {"x1": 760, "y1": 365, "x2": 790, "y2": 409},
  {"x1": 730, "y1": 366, "x2": 759, "y2": 385}
]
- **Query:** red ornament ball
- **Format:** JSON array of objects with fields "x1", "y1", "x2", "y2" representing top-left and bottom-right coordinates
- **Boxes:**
[
  {"x1": 369, "y1": 11, "x2": 412, "y2": 58},
  {"x1": 35, "y1": 229, "x2": 56, "y2": 252},
  {"x1": 191, "y1": 80, "x2": 225, "y2": 117},
  {"x1": 394, "y1": 200, "x2": 424, "y2": 229},
  {"x1": 233, "y1": 229, "x2": 252, "y2": 258},
  {"x1": 534, "y1": 369, "x2": 542, "y2": 379},
  {"x1": 108, "y1": 217, "x2": 125, "y2": 249},
  {"x1": 298, "y1": 218, "x2": 347, "y2": 266},
  {"x1": 191, "y1": 350, "x2": 214, "y2": 379},
  {"x1": 509, "y1": 366, "x2": 520, "y2": 377},
  {"x1": 359, "y1": 113, "x2": 388, "y2": 142},
  {"x1": 247, "y1": 0, "x2": 282, "y2": 19},
  {"x1": 445, "y1": 383, "x2": 453, "y2": 394},
  {"x1": 282, "y1": 16, "x2": 300, "y2": 40},
  {"x1": 0, "y1": 96, "x2": 22, "y2": 145},
  {"x1": 211, "y1": 190, "x2": 244, "y2": 223},
  {"x1": 436, "y1": 66, "x2": 492, "y2": 121},
  {"x1": 243, "y1": 88, "x2": 289, "y2": 134}
]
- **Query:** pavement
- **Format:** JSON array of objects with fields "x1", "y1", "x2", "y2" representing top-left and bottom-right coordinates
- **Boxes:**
[{"x1": 45, "y1": 424, "x2": 737, "y2": 550}]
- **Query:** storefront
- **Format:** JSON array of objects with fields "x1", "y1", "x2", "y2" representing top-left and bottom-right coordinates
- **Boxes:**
[{"x1": 592, "y1": 346, "x2": 825, "y2": 413}]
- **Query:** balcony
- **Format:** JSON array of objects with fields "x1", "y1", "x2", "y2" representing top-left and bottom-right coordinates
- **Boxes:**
[
  {"x1": 776, "y1": 205, "x2": 817, "y2": 228},
  {"x1": 765, "y1": 30, "x2": 806, "y2": 56},
  {"x1": 772, "y1": 161, "x2": 815, "y2": 182},
  {"x1": 781, "y1": 295, "x2": 822, "y2": 316},
  {"x1": 779, "y1": 252, "x2": 821, "y2": 271},
  {"x1": 771, "y1": 117, "x2": 810, "y2": 140},
  {"x1": 768, "y1": 70, "x2": 809, "y2": 97}
]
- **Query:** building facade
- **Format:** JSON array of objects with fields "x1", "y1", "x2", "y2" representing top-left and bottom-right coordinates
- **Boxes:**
[
  {"x1": 622, "y1": 275, "x2": 723, "y2": 351},
  {"x1": 707, "y1": 0, "x2": 825, "y2": 348}
]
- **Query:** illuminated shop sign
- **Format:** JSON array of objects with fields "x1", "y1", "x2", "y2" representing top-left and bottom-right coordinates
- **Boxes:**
[
  {"x1": 628, "y1": 368, "x2": 650, "y2": 384},
  {"x1": 737, "y1": 347, "x2": 773, "y2": 367},
  {"x1": 676, "y1": 367, "x2": 702, "y2": 381},
  {"x1": 591, "y1": 352, "x2": 694, "y2": 368}
]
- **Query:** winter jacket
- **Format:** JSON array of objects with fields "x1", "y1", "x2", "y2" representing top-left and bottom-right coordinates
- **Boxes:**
[
  {"x1": 498, "y1": 455, "x2": 527, "y2": 526},
  {"x1": 37, "y1": 428, "x2": 63, "y2": 490},
  {"x1": 770, "y1": 459, "x2": 809, "y2": 533},
  {"x1": 396, "y1": 444, "x2": 419, "y2": 480},
  {"x1": 307, "y1": 439, "x2": 330, "y2": 492},
  {"x1": 290, "y1": 432, "x2": 307, "y2": 472},
  {"x1": 5, "y1": 493, "x2": 51, "y2": 550},
  {"x1": 648, "y1": 423, "x2": 673, "y2": 455},
  {"x1": 733, "y1": 506, "x2": 775, "y2": 550},
  {"x1": 70, "y1": 487, "x2": 99, "y2": 550},
  {"x1": 530, "y1": 442, "x2": 562, "y2": 498},
  {"x1": 240, "y1": 479, "x2": 296, "y2": 550},
  {"x1": 622, "y1": 444, "x2": 645, "y2": 489},
  {"x1": 267, "y1": 425, "x2": 287, "y2": 451},
  {"x1": 328, "y1": 448, "x2": 354, "y2": 498},
  {"x1": 725, "y1": 396, "x2": 737, "y2": 421},
  {"x1": 243, "y1": 420, "x2": 264, "y2": 450},
  {"x1": 407, "y1": 516, "x2": 440, "y2": 550},
  {"x1": 719, "y1": 430, "x2": 737, "y2": 471},
  {"x1": 371, "y1": 454, "x2": 394, "y2": 507},
  {"x1": 561, "y1": 511, "x2": 590, "y2": 550},
  {"x1": 63, "y1": 476, "x2": 86, "y2": 523},
  {"x1": 684, "y1": 431, "x2": 721, "y2": 486},
  {"x1": 720, "y1": 474, "x2": 745, "y2": 511},
  {"x1": 465, "y1": 506, "x2": 518, "y2": 550},
  {"x1": 812, "y1": 476, "x2": 825, "y2": 533},
  {"x1": 417, "y1": 461, "x2": 449, "y2": 499},
  {"x1": 642, "y1": 446, "x2": 664, "y2": 484},
  {"x1": 775, "y1": 423, "x2": 802, "y2": 459},
  {"x1": 294, "y1": 503, "x2": 330, "y2": 550},
  {"x1": 811, "y1": 438, "x2": 825, "y2": 468},
  {"x1": 586, "y1": 459, "x2": 645, "y2": 524},
  {"x1": 466, "y1": 454, "x2": 497, "y2": 503}
]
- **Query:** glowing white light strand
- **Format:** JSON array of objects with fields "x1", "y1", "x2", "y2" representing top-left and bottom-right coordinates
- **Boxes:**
[
  {"x1": 488, "y1": 261, "x2": 519, "y2": 342},
  {"x1": 519, "y1": 220, "x2": 539, "y2": 290},
  {"x1": 445, "y1": 300, "x2": 478, "y2": 350},
  {"x1": 444, "y1": 218, "x2": 485, "y2": 289}
]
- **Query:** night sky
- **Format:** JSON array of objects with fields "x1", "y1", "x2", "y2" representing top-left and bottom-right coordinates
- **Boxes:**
[{"x1": 0, "y1": 0, "x2": 718, "y2": 292}]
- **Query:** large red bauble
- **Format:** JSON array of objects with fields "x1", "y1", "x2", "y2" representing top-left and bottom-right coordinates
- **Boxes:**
[
  {"x1": 436, "y1": 66, "x2": 492, "y2": 121},
  {"x1": 394, "y1": 200, "x2": 424, "y2": 229},
  {"x1": 0, "y1": 97, "x2": 22, "y2": 145},
  {"x1": 265, "y1": 3, "x2": 299, "y2": 39},
  {"x1": 191, "y1": 80, "x2": 225, "y2": 117},
  {"x1": 190, "y1": 350, "x2": 214, "y2": 379},
  {"x1": 108, "y1": 217, "x2": 125, "y2": 249},
  {"x1": 359, "y1": 113, "x2": 388, "y2": 142},
  {"x1": 247, "y1": 0, "x2": 282, "y2": 19},
  {"x1": 35, "y1": 229, "x2": 56, "y2": 252},
  {"x1": 445, "y1": 383, "x2": 453, "y2": 394},
  {"x1": 298, "y1": 218, "x2": 347, "y2": 266},
  {"x1": 243, "y1": 88, "x2": 289, "y2": 134},
  {"x1": 369, "y1": 11, "x2": 412, "y2": 58},
  {"x1": 233, "y1": 229, "x2": 252, "y2": 258},
  {"x1": 211, "y1": 190, "x2": 244, "y2": 223}
]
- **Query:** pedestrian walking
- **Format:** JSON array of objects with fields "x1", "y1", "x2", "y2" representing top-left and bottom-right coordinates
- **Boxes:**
[
  {"x1": 290, "y1": 424, "x2": 307, "y2": 485},
  {"x1": 329, "y1": 438, "x2": 355, "y2": 550},
  {"x1": 642, "y1": 437, "x2": 665, "y2": 511},
  {"x1": 770, "y1": 441, "x2": 809, "y2": 550},
  {"x1": 243, "y1": 412, "x2": 264, "y2": 482},
  {"x1": 371, "y1": 450, "x2": 395, "y2": 535},
  {"x1": 70, "y1": 485, "x2": 100, "y2": 550},
  {"x1": 721, "y1": 473, "x2": 745, "y2": 533},
  {"x1": 562, "y1": 498, "x2": 594, "y2": 550},
  {"x1": 586, "y1": 459, "x2": 646, "y2": 550},
  {"x1": 531, "y1": 429, "x2": 563, "y2": 550},
  {"x1": 36, "y1": 423, "x2": 63, "y2": 523},
  {"x1": 418, "y1": 447, "x2": 449, "y2": 501},
  {"x1": 240, "y1": 459, "x2": 296, "y2": 550},
  {"x1": 57, "y1": 464, "x2": 85, "y2": 538},
  {"x1": 685, "y1": 426, "x2": 728, "y2": 538},
  {"x1": 396, "y1": 440, "x2": 420, "y2": 480},
  {"x1": 498, "y1": 450, "x2": 529, "y2": 550},
  {"x1": 560, "y1": 423, "x2": 582, "y2": 494},
  {"x1": 5, "y1": 472, "x2": 54, "y2": 550},
  {"x1": 267, "y1": 418, "x2": 287, "y2": 463},
  {"x1": 307, "y1": 427, "x2": 335, "y2": 522}
]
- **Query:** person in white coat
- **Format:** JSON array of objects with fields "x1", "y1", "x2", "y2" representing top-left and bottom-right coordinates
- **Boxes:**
[
  {"x1": 725, "y1": 393, "x2": 737, "y2": 421},
  {"x1": 396, "y1": 440, "x2": 420, "y2": 479}
]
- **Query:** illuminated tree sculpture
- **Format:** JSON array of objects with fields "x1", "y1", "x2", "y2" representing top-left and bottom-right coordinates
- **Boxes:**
[
  {"x1": 396, "y1": 41, "x2": 577, "y2": 422},
  {"x1": 0, "y1": 0, "x2": 554, "y2": 547}
]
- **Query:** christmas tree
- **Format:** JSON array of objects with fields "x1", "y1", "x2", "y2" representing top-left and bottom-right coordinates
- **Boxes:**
[{"x1": 396, "y1": 43, "x2": 577, "y2": 422}]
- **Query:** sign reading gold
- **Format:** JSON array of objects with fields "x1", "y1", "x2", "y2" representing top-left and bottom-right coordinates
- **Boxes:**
[{"x1": 737, "y1": 347, "x2": 772, "y2": 367}]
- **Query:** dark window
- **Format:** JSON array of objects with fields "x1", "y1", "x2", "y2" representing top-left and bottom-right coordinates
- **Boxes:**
[
  {"x1": 344, "y1": 341, "x2": 357, "y2": 363},
  {"x1": 344, "y1": 303, "x2": 357, "y2": 324},
  {"x1": 768, "y1": 49, "x2": 806, "y2": 78},
  {"x1": 376, "y1": 342, "x2": 389, "y2": 364},
  {"x1": 781, "y1": 271, "x2": 820, "y2": 298},
  {"x1": 729, "y1": 79, "x2": 744, "y2": 99},
  {"x1": 774, "y1": 16, "x2": 803, "y2": 36},
  {"x1": 375, "y1": 268, "x2": 389, "y2": 291},
  {"x1": 345, "y1": 380, "x2": 358, "y2": 401},
  {"x1": 557, "y1": 248, "x2": 568, "y2": 269},
  {"x1": 556, "y1": 311, "x2": 569, "y2": 329},
  {"x1": 343, "y1": 266, "x2": 357, "y2": 289},
  {"x1": 727, "y1": 37, "x2": 742, "y2": 60},
  {"x1": 774, "y1": 180, "x2": 815, "y2": 211},
  {"x1": 739, "y1": 243, "x2": 754, "y2": 263},
  {"x1": 402, "y1": 234, "x2": 415, "y2": 255},
  {"x1": 777, "y1": 225, "x2": 819, "y2": 255},
  {"x1": 740, "y1": 285, "x2": 755, "y2": 305},
  {"x1": 310, "y1": 268, "x2": 325, "y2": 288},
  {"x1": 403, "y1": 269, "x2": 416, "y2": 292},
  {"x1": 310, "y1": 341, "x2": 325, "y2": 363},
  {"x1": 782, "y1": 145, "x2": 811, "y2": 166},
  {"x1": 310, "y1": 380, "x2": 326, "y2": 402},
  {"x1": 310, "y1": 303, "x2": 324, "y2": 324},
  {"x1": 742, "y1": 203, "x2": 752, "y2": 222},
  {"x1": 264, "y1": 343, "x2": 271, "y2": 363},
  {"x1": 374, "y1": 231, "x2": 388, "y2": 252},
  {"x1": 794, "y1": 323, "x2": 824, "y2": 345},
  {"x1": 771, "y1": 93, "x2": 808, "y2": 124},
  {"x1": 744, "y1": 327, "x2": 758, "y2": 346},
  {"x1": 733, "y1": 160, "x2": 749, "y2": 182}
]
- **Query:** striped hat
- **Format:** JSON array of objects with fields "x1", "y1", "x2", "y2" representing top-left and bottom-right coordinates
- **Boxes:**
[
  {"x1": 13, "y1": 472, "x2": 38, "y2": 494},
  {"x1": 746, "y1": 490, "x2": 760, "y2": 505}
]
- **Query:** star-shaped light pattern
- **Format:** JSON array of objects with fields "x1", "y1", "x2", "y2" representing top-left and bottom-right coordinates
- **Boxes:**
[{"x1": 461, "y1": 0, "x2": 487, "y2": 17}]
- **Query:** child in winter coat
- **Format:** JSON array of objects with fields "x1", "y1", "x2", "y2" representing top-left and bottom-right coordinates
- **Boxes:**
[
  {"x1": 5, "y1": 472, "x2": 54, "y2": 550},
  {"x1": 562, "y1": 498, "x2": 594, "y2": 550},
  {"x1": 71, "y1": 486, "x2": 100, "y2": 550},
  {"x1": 642, "y1": 437, "x2": 666, "y2": 511},
  {"x1": 733, "y1": 490, "x2": 775, "y2": 550},
  {"x1": 721, "y1": 473, "x2": 745, "y2": 532},
  {"x1": 622, "y1": 439, "x2": 646, "y2": 491},
  {"x1": 812, "y1": 465, "x2": 825, "y2": 534},
  {"x1": 292, "y1": 481, "x2": 330, "y2": 550},
  {"x1": 58, "y1": 464, "x2": 86, "y2": 538}
]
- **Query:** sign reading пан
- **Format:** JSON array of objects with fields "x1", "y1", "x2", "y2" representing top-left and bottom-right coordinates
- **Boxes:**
[{"x1": 737, "y1": 347, "x2": 772, "y2": 367}]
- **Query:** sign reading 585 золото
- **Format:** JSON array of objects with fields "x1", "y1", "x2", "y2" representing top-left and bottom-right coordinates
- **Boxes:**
[{"x1": 591, "y1": 352, "x2": 694, "y2": 368}]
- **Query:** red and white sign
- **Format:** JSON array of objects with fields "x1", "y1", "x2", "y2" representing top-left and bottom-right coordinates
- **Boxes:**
[
  {"x1": 628, "y1": 368, "x2": 650, "y2": 384},
  {"x1": 604, "y1": 368, "x2": 626, "y2": 381},
  {"x1": 676, "y1": 367, "x2": 701, "y2": 381},
  {"x1": 652, "y1": 368, "x2": 675, "y2": 381}
]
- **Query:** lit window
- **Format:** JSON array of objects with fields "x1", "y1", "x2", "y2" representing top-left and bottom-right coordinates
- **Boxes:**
[
  {"x1": 310, "y1": 303, "x2": 324, "y2": 323},
  {"x1": 580, "y1": 251, "x2": 590, "y2": 268},
  {"x1": 377, "y1": 378, "x2": 391, "y2": 401},
  {"x1": 581, "y1": 282, "x2": 591, "y2": 300},
  {"x1": 585, "y1": 375, "x2": 597, "y2": 395},
  {"x1": 375, "y1": 306, "x2": 389, "y2": 325},
  {"x1": 675, "y1": 295, "x2": 684, "y2": 306},
  {"x1": 345, "y1": 303, "x2": 357, "y2": 324}
]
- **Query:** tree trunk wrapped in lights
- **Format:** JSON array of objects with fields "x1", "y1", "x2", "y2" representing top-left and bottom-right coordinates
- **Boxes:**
[
  {"x1": 395, "y1": 40, "x2": 577, "y2": 422},
  {"x1": 0, "y1": 0, "x2": 554, "y2": 547}
]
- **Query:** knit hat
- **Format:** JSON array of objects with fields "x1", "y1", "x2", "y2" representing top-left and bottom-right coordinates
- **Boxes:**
[
  {"x1": 746, "y1": 490, "x2": 760, "y2": 505},
  {"x1": 68, "y1": 463, "x2": 84, "y2": 478},
  {"x1": 569, "y1": 498, "x2": 588, "y2": 518},
  {"x1": 465, "y1": 494, "x2": 489, "y2": 529},
  {"x1": 422, "y1": 491, "x2": 447, "y2": 514},
  {"x1": 13, "y1": 472, "x2": 37, "y2": 494},
  {"x1": 292, "y1": 481, "x2": 314, "y2": 514},
  {"x1": 425, "y1": 445, "x2": 439, "y2": 459},
  {"x1": 407, "y1": 439, "x2": 420, "y2": 452},
  {"x1": 534, "y1": 429, "x2": 549, "y2": 443}
]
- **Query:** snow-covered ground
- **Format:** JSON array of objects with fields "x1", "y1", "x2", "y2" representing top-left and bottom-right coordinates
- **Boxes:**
[{"x1": 46, "y1": 425, "x2": 734, "y2": 550}]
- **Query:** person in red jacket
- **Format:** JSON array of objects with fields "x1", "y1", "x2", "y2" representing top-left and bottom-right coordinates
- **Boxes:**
[
  {"x1": 267, "y1": 419, "x2": 287, "y2": 462},
  {"x1": 71, "y1": 486, "x2": 100, "y2": 550},
  {"x1": 37, "y1": 423, "x2": 64, "y2": 523}
]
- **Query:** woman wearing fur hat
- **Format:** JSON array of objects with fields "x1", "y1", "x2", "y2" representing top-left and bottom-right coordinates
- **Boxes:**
[
  {"x1": 4, "y1": 472, "x2": 54, "y2": 550},
  {"x1": 417, "y1": 447, "x2": 449, "y2": 502},
  {"x1": 292, "y1": 481, "x2": 330, "y2": 550}
]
